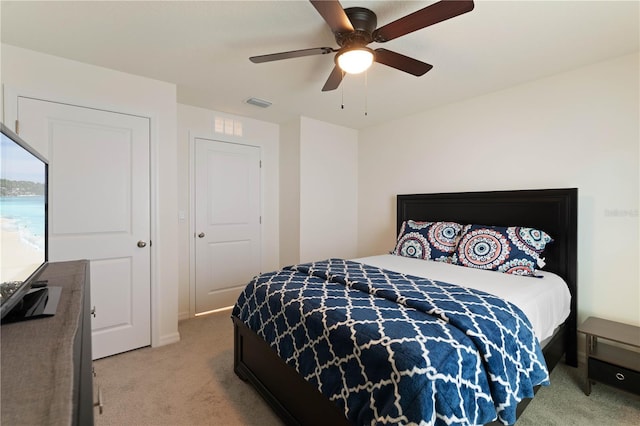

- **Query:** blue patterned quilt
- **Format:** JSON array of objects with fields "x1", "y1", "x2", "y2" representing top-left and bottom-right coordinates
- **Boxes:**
[{"x1": 232, "y1": 259, "x2": 549, "y2": 425}]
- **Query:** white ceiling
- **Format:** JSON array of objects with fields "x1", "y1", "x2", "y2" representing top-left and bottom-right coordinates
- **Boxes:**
[{"x1": 1, "y1": 0, "x2": 638, "y2": 129}]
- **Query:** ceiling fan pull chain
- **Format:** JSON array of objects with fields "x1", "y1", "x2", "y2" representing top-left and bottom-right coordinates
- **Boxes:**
[
  {"x1": 341, "y1": 70, "x2": 345, "y2": 109},
  {"x1": 364, "y1": 70, "x2": 368, "y2": 116}
]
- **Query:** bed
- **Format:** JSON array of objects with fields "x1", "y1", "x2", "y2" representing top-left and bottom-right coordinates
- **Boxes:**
[{"x1": 232, "y1": 188, "x2": 578, "y2": 425}]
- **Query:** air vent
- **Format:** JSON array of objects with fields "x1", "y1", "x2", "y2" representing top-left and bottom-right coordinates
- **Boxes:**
[{"x1": 245, "y1": 97, "x2": 272, "y2": 108}]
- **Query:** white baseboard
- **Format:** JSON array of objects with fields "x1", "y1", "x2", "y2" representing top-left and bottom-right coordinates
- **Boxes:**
[{"x1": 155, "y1": 331, "x2": 181, "y2": 347}]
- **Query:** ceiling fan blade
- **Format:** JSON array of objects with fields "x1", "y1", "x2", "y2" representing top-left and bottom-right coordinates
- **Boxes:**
[
  {"x1": 322, "y1": 66, "x2": 344, "y2": 91},
  {"x1": 250, "y1": 47, "x2": 335, "y2": 63},
  {"x1": 373, "y1": 0, "x2": 474, "y2": 43},
  {"x1": 310, "y1": 0, "x2": 354, "y2": 34},
  {"x1": 374, "y1": 48, "x2": 433, "y2": 76}
]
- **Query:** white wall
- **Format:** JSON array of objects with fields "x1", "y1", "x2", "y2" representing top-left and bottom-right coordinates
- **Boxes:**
[
  {"x1": 176, "y1": 104, "x2": 279, "y2": 319},
  {"x1": 0, "y1": 44, "x2": 180, "y2": 346},
  {"x1": 299, "y1": 116, "x2": 358, "y2": 263},
  {"x1": 358, "y1": 52, "x2": 639, "y2": 327},
  {"x1": 279, "y1": 119, "x2": 301, "y2": 266},
  {"x1": 278, "y1": 116, "x2": 358, "y2": 265}
]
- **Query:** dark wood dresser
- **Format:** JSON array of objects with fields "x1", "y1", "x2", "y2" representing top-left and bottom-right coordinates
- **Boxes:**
[{"x1": 1, "y1": 260, "x2": 94, "y2": 425}]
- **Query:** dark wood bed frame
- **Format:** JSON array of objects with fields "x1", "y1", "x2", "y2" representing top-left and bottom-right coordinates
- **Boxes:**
[{"x1": 233, "y1": 188, "x2": 578, "y2": 425}]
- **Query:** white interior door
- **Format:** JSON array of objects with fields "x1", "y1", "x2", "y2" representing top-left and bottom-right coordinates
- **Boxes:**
[
  {"x1": 194, "y1": 138, "x2": 261, "y2": 314},
  {"x1": 17, "y1": 97, "x2": 151, "y2": 359}
]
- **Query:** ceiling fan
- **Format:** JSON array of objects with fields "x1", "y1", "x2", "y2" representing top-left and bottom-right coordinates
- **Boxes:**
[{"x1": 249, "y1": 0, "x2": 474, "y2": 91}]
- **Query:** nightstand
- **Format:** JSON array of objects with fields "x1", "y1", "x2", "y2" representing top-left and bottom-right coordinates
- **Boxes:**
[{"x1": 578, "y1": 316, "x2": 640, "y2": 396}]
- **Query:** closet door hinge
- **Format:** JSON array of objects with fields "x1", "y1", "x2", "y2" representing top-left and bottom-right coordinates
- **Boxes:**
[{"x1": 15, "y1": 120, "x2": 19, "y2": 135}]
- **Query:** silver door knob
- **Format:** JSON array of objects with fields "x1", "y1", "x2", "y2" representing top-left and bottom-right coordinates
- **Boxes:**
[
  {"x1": 137, "y1": 240, "x2": 147, "y2": 248},
  {"x1": 198, "y1": 232, "x2": 205, "y2": 238}
]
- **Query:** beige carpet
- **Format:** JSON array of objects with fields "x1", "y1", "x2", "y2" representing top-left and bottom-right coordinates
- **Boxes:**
[{"x1": 94, "y1": 311, "x2": 640, "y2": 426}]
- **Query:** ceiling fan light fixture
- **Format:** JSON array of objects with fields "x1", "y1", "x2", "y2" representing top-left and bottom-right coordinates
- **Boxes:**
[{"x1": 336, "y1": 47, "x2": 374, "y2": 74}]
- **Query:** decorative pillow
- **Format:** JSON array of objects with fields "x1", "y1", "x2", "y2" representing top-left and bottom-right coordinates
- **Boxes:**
[
  {"x1": 393, "y1": 220, "x2": 464, "y2": 263},
  {"x1": 455, "y1": 224, "x2": 553, "y2": 276}
]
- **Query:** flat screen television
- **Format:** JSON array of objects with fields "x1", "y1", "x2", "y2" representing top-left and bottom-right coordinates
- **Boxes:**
[{"x1": 0, "y1": 122, "x2": 51, "y2": 321}]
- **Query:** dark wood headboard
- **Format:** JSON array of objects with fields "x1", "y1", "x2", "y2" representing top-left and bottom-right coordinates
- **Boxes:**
[{"x1": 397, "y1": 188, "x2": 578, "y2": 366}]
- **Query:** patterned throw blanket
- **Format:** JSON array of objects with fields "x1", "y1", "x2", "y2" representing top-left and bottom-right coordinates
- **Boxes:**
[{"x1": 232, "y1": 259, "x2": 549, "y2": 425}]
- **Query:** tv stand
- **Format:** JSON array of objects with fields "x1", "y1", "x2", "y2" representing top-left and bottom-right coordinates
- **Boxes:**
[{"x1": 0, "y1": 260, "x2": 94, "y2": 425}]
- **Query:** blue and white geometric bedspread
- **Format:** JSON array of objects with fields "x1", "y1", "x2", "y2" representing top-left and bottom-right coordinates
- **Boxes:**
[{"x1": 232, "y1": 259, "x2": 549, "y2": 425}]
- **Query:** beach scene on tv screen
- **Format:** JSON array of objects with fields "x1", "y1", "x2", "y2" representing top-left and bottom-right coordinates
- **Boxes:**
[{"x1": 0, "y1": 133, "x2": 46, "y2": 285}]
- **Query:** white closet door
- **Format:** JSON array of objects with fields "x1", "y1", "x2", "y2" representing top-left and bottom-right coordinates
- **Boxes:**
[
  {"x1": 18, "y1": 97, "x2": 151, "y2": 359},
  {"x1": 194, "y1": 138, "x2": 261, "y2": 314}
]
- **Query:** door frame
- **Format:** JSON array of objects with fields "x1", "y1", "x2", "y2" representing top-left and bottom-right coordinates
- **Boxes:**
[
  {"x1": 188, "y1": 132, "x2": 263, "y2": 318},
  {"x1": 3, "y1": 85, "x2": 168, "y2": 348}
]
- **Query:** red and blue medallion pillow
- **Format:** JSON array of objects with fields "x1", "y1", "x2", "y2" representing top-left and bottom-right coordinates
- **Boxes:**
[
  {"x1": 393, "y1": 220, "x2": 464, "y2": 263},
  {"x1": 455, "y1": 224, "x2": 553, "y2": 276}
]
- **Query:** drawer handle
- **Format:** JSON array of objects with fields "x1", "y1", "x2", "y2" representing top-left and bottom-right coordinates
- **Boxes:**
[{"x1": 615, "y1": 372, "x2": 625, "y2": 381}]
